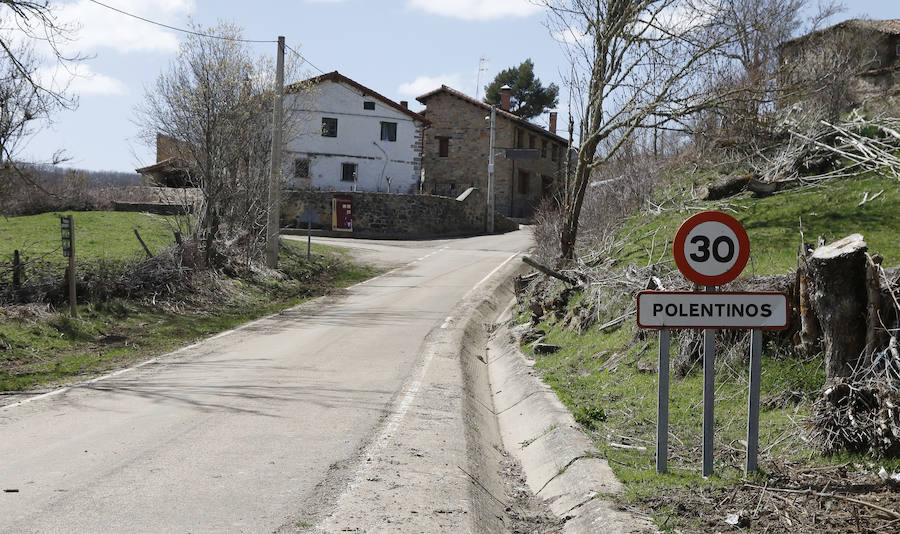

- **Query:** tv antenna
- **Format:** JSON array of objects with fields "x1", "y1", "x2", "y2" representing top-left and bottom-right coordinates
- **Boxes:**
[{"x1": 474, "y1": 57, "x2": 488, "y2": 100}]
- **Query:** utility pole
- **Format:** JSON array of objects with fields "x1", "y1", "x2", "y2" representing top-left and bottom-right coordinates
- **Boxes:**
[
  {"x1": 486, "y1": 105, "x2": 496, "y2": 234},
  {"x1": 266, "y1": 35, "x2": 285, "y2": 268}
]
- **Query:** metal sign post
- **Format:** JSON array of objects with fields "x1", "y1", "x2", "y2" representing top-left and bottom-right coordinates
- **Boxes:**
[
  {"x1": 657, "y1": 329, "x2": 670, "y2": 473},
  {"x1": 639, "y1": 211, "x2": 789, "y2": 477},
  {"x1": 702, "y1": 286, "x2": 716, "y2": 477}
]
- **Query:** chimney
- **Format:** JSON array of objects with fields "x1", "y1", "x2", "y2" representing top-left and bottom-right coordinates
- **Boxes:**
[
  {"x1": 549, "y1": 112, "x2": 558, "y2": 135},
  {"x1": 500, "y1": 85, "x2": 511, "y2": 112},
  {"x1": 400, "y1": 100, "x2": 408, "y2": 109}
]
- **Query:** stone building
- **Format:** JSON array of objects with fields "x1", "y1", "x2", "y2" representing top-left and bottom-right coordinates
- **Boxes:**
[
  {"x1": 778, "y1": 19, "x2": 900, "y2": 114},
  {"x1": 416, "y1": 85, "x2": 567, "y2": 219}
]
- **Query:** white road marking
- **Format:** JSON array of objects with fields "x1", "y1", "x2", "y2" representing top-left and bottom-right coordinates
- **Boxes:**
[{"x1": 466, "y1": 252, "x2": 519, "y2": 297}]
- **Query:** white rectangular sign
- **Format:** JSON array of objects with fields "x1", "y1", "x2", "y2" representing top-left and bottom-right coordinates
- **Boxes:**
[{"x1": 637, "y1": 291, "x2": 789, "y2": 330}]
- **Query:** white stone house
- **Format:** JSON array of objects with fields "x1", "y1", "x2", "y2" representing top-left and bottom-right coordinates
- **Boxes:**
[{"x1": 283, "y1": 71, "x2": 426, "y2": 193}]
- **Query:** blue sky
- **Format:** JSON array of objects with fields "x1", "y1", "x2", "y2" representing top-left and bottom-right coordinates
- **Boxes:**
[{"x1": 19, "y1": 0, "x2": 900, "y2": 173}]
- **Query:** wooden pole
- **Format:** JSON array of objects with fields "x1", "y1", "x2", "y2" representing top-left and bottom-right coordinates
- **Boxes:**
[
  {"x1": 746, "y1": 329, "x2": 762, "y2": 473},
  {"x1": 133, "y1": 228, "x2": 153, "y2": 258},
  {"x1": 656, "y1": 329, "x2": 670, "y2": 473},
  {"x1": 12, "y1": 249, "x2": 21, "y2": 287},
  {"x1": 68, "y1": 215, "x2": 77, "y2": 318},
  {"x1": 702, "y1": 285, "x2": 716, "y2": 477}
]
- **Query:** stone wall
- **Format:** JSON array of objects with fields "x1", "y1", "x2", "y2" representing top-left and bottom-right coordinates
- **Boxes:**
[
  {"x1": 281, "y1": 187, "x2": 518, "y2": 238},
  {"x1": 419, "y1": 91, "x2": 566, "y2": 219}
]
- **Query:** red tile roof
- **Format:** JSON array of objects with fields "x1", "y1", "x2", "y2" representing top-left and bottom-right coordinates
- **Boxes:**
[
  {"x1": 287, "y1": 71, "x2": 428, "y2": 124},
  {"x1": 415, "y1": 85, "x2": 568, "y2": 144}
]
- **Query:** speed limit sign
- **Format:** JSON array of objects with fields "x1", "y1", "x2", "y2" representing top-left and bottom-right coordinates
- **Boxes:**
[{"x1": 673, "y1": 211, "x2": 750, "y2": 286}]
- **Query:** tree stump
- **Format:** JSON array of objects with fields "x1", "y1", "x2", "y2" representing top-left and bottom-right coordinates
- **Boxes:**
[{"x1": 808, "y1": 234, "x2": 868, "y2": 378}]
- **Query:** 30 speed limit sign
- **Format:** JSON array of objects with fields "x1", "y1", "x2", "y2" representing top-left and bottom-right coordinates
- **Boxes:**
[{"x1": 673, "y1": 211, "x2": 750, "y2": 286}]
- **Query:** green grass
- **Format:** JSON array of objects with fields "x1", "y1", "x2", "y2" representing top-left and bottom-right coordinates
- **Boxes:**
[
  {"x1": 0, "y1": 238, "x2": 382, "y2": 392},
  {"x1": 616, "y1": 173, "x2": 900, "y2": 275},
  {"x1": 1, "y1": 211, "x2": 178, "y2": 268}
]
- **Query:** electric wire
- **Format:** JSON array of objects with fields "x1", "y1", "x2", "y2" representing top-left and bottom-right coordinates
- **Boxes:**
[{"x1": 86, "y1": 0, "x2": 277, "y2": 43}]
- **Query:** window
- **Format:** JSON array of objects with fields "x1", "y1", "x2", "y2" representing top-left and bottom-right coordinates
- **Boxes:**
[
  {"x1": 518, "y1": 170, "x2": 530, "y2": 194},
  {"x1": 541, "y1": 140, "x2": 547, "y2": 158},
  {"x1": 438, "y1": 136, "x2": 449, "y2": 157},
  {"x1": 380, "y1": 121, "x2": 397, "y2": 142},
  {"x1": 341, "y1": 163, "x2": 357, "y2": 182},
  {"x1": 896, "y1": 43, "x2": 900, "y2": 57},
  {"x1": 363, "y1": 101, "x2": 375, "y2": 110},
  {"x1": 529, "y1": 135, "x2": 536, "y2": 149},
  {"x1": 322, "y1": 117, "x2": 338, "y2": 137},
  {"x1": 551, "y1": 144, "x2": 559, "y2": 162},
  {"x1": 515, "y1": 129, "x2": 523, "y2": 148},
  {"x1": 293, "y1": 158, "x2": 310, "y2": 178}
]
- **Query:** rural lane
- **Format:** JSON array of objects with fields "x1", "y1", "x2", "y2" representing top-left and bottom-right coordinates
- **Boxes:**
[{"x1": 0, "y1": 229, "x2": 532, "y2": 533}]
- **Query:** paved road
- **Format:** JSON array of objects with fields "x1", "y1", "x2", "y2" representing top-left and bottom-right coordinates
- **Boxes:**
[{"x1": 0, "y1": 230, "x2": 531, "y2": 533}]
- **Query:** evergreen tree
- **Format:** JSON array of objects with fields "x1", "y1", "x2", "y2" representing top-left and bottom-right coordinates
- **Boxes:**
[{"x1": 483, "y1": 59, "x2": 559, "y2": 119}]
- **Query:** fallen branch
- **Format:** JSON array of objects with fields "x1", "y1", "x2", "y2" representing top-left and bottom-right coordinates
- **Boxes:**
[
  {"x1": 522, "y1": 255, "x2": 578, "y2": 286},
  {"x1": 743, "y1": 483, "x2": 900, "y2": 520}
]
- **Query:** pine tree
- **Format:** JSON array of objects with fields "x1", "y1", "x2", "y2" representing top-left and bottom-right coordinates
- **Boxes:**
[{"x1": 483, "y1": 59, "x2": 558, "y2": 119}]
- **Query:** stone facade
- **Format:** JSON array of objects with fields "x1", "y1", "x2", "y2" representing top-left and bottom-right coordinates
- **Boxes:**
[
  {"x1": 778, "y1": 19, "x2": 900, "y2": 114},
  {"x1": 416, "y1": 87, "x2": 567, "y2": 219},
  {"x1": 281, "y1": 188, "x2": 518, "y2": 238}
]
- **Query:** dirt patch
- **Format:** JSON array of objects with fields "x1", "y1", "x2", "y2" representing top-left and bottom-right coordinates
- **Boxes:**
[{"x1": 637, "y1": 460, "x2": 900, "y2": 533}]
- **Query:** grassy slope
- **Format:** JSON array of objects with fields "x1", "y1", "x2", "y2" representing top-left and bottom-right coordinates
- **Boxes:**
[
  {"x1": 0, "y1": 212, "x2": 381, "y2": 392},
  {"x1": 1, "y1": 211, "x2": 177, "y2": 267},
  {"x1": 521, "y1": 172, "x2": 900, "y2": 530}
]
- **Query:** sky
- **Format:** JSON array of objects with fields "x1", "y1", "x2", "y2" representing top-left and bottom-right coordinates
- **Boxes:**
[{"x1": 16, "y1": 0, "x2": 900, "y2": 173}]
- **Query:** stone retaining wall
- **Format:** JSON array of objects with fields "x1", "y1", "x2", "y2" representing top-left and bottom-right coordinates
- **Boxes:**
[{"x1": 281, "y1": 188, "x2": 518, "y2": 238}]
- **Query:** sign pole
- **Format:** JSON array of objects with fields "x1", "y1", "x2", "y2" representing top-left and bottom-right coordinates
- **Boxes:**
[
  {"x1": 307, "y1": 218, "x2": 312, "y2": 260},
  {"x1": 746, "y1": 328, "x2": 763, "y2": 473},
  {"x1": 702, "y1": 285, "x2": 716, "y2": 477},
  {"x1": 67, "y1": 215, "x2": 77, "y2": 318},
  {"x1": 656, "y1": 329, "x2": 670, "y2": 474}
]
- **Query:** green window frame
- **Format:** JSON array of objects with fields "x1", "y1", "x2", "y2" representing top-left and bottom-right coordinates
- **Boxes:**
[
  {"x1": 380, "y1": 121, "x2": 397, "y2": 142},
  {"x1": 322, "y1": 117, "x2": 338, "y2": 137}
]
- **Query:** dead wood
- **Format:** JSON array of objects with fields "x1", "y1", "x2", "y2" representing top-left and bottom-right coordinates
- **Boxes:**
[
  {"x1": 807, "y1": 234, "x2": 868, "y2": 378},
  {"x1": 522, "y1": 256, "x2": 578, "y2": 286},
  {"x1": 697, "y1": 174, "x2": 751, "y2": 200}
]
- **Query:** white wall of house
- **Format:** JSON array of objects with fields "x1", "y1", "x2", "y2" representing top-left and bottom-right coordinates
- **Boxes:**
[{"x1": 283, "y1": 79, "x2": 422, "y2": 193}]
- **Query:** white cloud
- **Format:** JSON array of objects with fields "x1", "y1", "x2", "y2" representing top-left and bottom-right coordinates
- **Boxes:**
[
  {"x1": 398, "y1": 73, "x2": 465, "y2": 97},
  {"x1": 57, "y1": 0, "x2": 196, "y2": 54},
  {"x1": 553, "y1": 27, "x2": 590, "y2": 47},
  {"x1": 406, "y1": 0, "x2": 542, "y2": 21},
  {"x1": 38, "y1": 63, "x2": 127, "y2": 96}
]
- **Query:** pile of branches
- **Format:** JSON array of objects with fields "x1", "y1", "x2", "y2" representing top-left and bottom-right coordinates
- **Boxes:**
[
  {"x1": 807, "y1": 343, "x2": 900, "y2": 457},
  {"x1": 0, "y1": 243, "x2": 201, "y2": 306},
  {"x1": 758, "y1": 110, "x2": 900, "y2": 184}
]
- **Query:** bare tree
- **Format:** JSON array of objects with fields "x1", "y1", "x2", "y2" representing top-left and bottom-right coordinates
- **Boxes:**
[
  {"x1": 137, "y1": 23, "x2": 308, "y2": 265},
  {"x1": 0, "y1": 1, "x2": 80, "y2": 191},
  {"x1": 541, "y1": 0, "x2": 733, "y2": 260}
]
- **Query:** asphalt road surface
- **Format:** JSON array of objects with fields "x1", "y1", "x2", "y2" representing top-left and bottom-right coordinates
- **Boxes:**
[{"x1": 0, "y1": 230, "x2": 531, "y2": 533}]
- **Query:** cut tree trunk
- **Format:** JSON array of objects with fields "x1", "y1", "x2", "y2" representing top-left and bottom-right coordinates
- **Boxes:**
[
  {"x1": 808, "y1": 234, "x2": 868, "y2": 378},
  {"x1": 697, "y1": 175, "x2": 751, "y2": 200}
]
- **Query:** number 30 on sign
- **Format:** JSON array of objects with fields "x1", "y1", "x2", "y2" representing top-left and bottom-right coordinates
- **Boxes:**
[{"x1": 673, "y1": 211, "x2": 750, "y2": 286}]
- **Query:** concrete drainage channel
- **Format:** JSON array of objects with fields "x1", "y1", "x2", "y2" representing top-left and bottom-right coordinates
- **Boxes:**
[{"x1": 316, "y1": 259, "x2": 655, "y2": 533}]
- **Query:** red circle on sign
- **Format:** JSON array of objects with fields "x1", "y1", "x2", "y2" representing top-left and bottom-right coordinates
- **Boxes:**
[{"x1": 673, "y1": 211, "x2": 750, "y2": 286}]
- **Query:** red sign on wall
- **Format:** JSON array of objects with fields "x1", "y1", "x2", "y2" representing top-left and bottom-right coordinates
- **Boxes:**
[{"x1": 332, "y1": 195, "x2": 353, "y2": 232}]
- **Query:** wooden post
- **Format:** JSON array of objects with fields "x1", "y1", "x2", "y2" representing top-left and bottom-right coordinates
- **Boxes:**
[
  {"x1": 306, "y1": 218, "x2": 311, "y2": 260},
  {"x1": 12, "y1": 249, "x2": 22, "y2": 288},
  {"x1": 134, "y1": 228, "x2": 153, "y2": 258},
  {"x1": 67, "y1": 215, "x2": 77, "y2": 318},
  {"x1": 746, "y1": 329, "x2": 762, "y2": 473},
  {"x1": 702, "y1": 285, "x2": 716, "y2": 477},
  {"x1": 657, "y1": 329, "x2": 671, "y2": 474}
]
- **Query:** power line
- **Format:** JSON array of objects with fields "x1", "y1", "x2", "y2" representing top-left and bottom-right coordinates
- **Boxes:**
[
  {"x1": 86, "y1": 0, "x2": 276, "y2": 43},
  {"x1": 284, "y1": 44, "x2": 325, "y2": 75}
]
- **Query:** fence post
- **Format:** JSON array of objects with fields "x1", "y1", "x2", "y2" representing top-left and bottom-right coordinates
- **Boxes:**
[{"x1": 13, "y1": 249, "x2": 22, "y2": 287}]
